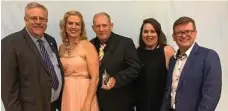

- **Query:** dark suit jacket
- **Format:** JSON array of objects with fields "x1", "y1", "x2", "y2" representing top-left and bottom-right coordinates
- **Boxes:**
[
  {"x1": 90, "y1": 32, "x2": 141, "y2": 111},
  {"x1": 161, "y1": 43, "x2": 222, "y2": 111},
  {"x1": 1, "y1": 28, "x2": 64, "y2": 111}
]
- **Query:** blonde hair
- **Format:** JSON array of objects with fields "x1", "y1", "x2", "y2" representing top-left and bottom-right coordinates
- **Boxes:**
[{"x1": 59, "y1": 10, "x2": 87, "y2": 43}]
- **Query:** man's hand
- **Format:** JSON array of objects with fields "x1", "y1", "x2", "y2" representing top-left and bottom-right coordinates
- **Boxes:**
[{"x1": 101, "y1": 77, "x2": 116, "y2": 90}]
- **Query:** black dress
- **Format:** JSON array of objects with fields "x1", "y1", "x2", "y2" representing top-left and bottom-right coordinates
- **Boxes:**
[{"x1": 135, "y1": 44, "x2": 168, "y2": 111}]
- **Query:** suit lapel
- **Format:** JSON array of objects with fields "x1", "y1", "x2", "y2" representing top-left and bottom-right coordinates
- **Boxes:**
[
  {"x1": 100, "y1": 45, "x2": 112, "y2": 71},
  {"x1": 92, "y1": 38, "x2": 100, "y2": 53},
  {"x1": 168, "y1": 57, "x2": 177, "y2": 87},
  {"x1": 92, "y1": 37, "x2": 104, "y2": 75},
  {"x1": 45, "y1": 35, "x2": 58, "y2": 55},
  {"x1": 23, "y1": 28, "x2": 50, "y2": 76},
  {"x1": 177, "y1": 43, "x2": 200, "y2": 90},
  {"x1": 91, "y1": 33, "x2": 121, "y2": 74},
  {"x1": 100, "y1": 33, "x2": 120, "y2": 71}
]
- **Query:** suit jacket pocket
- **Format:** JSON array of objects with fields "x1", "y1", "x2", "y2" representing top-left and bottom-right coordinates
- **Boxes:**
[
  {"x1": 21, "y1": 88, "x2": 35, "y2": 103},
  {"x1": 22, "y1": 102, "x2": 36, "y2": 111}
]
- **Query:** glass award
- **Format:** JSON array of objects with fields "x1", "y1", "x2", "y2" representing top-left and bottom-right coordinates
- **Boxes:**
[{"x1": 102, "y1": 69, "x2": 110, "y2": 85}]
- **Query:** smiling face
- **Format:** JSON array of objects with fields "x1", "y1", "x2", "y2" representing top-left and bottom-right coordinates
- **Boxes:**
[
  {"x1": 142, "y1": 23, "x2": 158, "y2": 48},
  {"x1": 92, "y1": 14, "x2": 113, "y2": 43},
  {"x1": 173, "y1": 22, "x2": 197, "y2": 51},
  {"x1": 24, "y1": 7, "x2": 48, "y2": 38},
  {"x1": 66, "y1": 15, "x2": 82, "y2": 39}
]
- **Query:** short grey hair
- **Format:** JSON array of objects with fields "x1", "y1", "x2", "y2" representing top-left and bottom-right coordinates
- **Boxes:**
[
  {"x1": 25, "y1": 2, "x2": 48, "y2": 16},
  {"x1": 93, "y1": 12, "x2": 111, "y2": 24}
]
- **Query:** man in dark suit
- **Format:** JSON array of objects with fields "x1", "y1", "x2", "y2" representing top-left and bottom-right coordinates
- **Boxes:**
[
  {"x1": 161, "y1": 16, "x2": 222, "y2": 111},
  {"x1": 90, "y1": 12, "x2": 141, "y2": 111},
  {"x1": 1, "y1": 2, "x2": 64, "y2": 111}
]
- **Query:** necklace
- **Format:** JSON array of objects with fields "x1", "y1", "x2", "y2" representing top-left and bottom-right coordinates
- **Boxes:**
[{"x1": 65, "y1": 42, "x2": 78, "y2": 56}]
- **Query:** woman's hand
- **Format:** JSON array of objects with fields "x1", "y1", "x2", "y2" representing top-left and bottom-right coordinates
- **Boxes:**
[{"x1": 81, "y1": 101, "x2": 91, "y2": 111}]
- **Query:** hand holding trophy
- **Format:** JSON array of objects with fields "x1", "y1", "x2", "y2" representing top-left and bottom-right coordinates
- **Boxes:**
[
  {"x1": 102, "y1": 69, "x2": 110, "y2": 85},
  {"x1": 101, "y1": 69, "x2": 116, "y2": 90}
]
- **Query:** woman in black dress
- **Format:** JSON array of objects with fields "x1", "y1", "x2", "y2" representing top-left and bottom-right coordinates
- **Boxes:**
[{"x1": 135, "y1": 18, "x2": 175, "y2": 111}]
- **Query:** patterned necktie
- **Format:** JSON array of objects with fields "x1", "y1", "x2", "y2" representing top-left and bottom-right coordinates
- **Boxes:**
[
  {"x1": 99, "y1": 44, "x2": 106, "y2": 64},
  {"x1": 37, "y1": 39, "x2": 59, "y2": 90}
]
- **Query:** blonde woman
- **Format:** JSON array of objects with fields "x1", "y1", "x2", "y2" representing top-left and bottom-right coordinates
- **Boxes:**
[{"x1": 59, "y1": 10, "x2": 99, "y2": 111}]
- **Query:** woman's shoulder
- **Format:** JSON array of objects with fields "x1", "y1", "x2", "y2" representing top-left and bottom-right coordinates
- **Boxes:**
[
  {"x1": 59, "y1": 43, "x2": 66, "y2": 50},
  {"x1": 79, "y1": 40, "x2": 93, "y2": 46},
  {"x1": 79, "y1": 40, "x2": 96, "y2": 50},
  {"x1": 163, "y1": 44, "x2": 175, "y2": 57},
  {"x1": 164, "y1": 45, "x2": 175, "y2": 52},
  {"x1": 59, "y1": 43, "x2": 67, "y2": 56}
]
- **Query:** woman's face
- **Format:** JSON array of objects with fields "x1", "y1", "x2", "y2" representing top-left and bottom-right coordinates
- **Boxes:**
[
  {"x1": 66, "y1": 15, "x2": 82, "y2": 39},
  {"x1": 142, "y1": 23, "x2": 158, "y2": 48}
]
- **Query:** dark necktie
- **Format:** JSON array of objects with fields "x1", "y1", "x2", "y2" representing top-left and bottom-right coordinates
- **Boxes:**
[{"x1": 37, "y1": 39, "x2": 59, "y2": 90}]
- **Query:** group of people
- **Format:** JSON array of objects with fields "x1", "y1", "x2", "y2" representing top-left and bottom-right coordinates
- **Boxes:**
[{"x1": 1, "y1": 2, "x2": 222, "y2": 111}]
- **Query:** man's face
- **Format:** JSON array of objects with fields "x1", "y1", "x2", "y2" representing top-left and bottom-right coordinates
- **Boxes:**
[
  {"x1": 173, "y1": 22, "x2": 197, "y2": 50},
  {"x1": 92, "y1": 15, "x2": 113, "y2": 42},
  {"x1": 24, "y1": 7, "x2": 48, "y2": 38}
]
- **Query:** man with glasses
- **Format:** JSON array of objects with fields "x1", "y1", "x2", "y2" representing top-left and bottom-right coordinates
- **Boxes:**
[
  {"x1": 161, "y1": 16, "x2": 222, "y2": 111},
  {"x1": 2, "y1": 2, "x2": 64, "y2": 111}
]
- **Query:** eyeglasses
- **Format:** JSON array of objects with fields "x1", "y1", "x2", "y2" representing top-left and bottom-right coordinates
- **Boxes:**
[
  {"x1": 174, "y1": 30, "x2": 195, "y2": 37},
  {"x1": 26, "y1": 16, "x2": 47, "y2": 22}
]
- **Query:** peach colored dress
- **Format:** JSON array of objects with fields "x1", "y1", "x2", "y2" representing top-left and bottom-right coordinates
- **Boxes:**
[{"x1": 60, "y1": 55, "x2": 99, "y2": 111}]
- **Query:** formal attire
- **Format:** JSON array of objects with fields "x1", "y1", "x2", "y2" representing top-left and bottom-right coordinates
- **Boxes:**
[
  {"x1": 90, "y1": 32, "x2": 141, "y2": 111},
  {"x1": 161, "y1": 42, "x2": 222, "y2": 111},
  {"x1": 1, "y1": 28, "x2": 64, "y2": 111},
  {"x1": 135, "y1": 44, "x2": 168, "y2": 111},
  {"x1": 60, "y1": 52, "x2": 99, "y2": 111}
]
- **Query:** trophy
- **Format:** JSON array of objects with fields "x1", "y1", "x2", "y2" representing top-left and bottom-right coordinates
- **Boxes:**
[{"x1": 102, "y1": 69, "x2": 110, "y2": 85}]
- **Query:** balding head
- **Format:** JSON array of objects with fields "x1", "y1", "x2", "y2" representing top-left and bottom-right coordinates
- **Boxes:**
[
  {"x1": 92, "y1": 12, "x2": 113, "y2": 44},
  {"x1": 93, "y1": 12, "x2": 111, "y2": 25}
]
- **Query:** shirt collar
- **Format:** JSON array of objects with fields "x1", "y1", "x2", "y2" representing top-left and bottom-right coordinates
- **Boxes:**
[
  {"x1": 174, "y1": 42, "x2": 196, "y2": 59},
  {"x1": 26, "y1": 28, "x2": 45, "y2": 43},
  {"x1": 100, "y1": 44, "x2": 106, "y2": 49}
]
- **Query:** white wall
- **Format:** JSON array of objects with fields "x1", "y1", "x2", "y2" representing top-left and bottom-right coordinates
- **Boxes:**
[{"x1": 1, "y1": 1, "x2": 228, "y2": 111}]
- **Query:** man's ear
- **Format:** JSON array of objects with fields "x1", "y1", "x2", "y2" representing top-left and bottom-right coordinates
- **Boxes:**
[
  {"x1": 194, "y1": 30, "x2": 197, "y2": 37},
  {"x1": 24, "y1": 16, "x2": 27, "y2": 21},
  {"x1": 172, "y1": 34, "x2": 176, "y2": 42},
  {"x1": 110, "y1": 23, "x2": 114, "y2": 30},
  {"x1": 92, "y1": 25, "x2": 95, "y2": 32}
]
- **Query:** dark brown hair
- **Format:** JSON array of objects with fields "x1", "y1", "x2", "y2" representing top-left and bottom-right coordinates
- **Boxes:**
[{"x1": 138, "y1": 18, "x2": 167, "y2": 48}]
